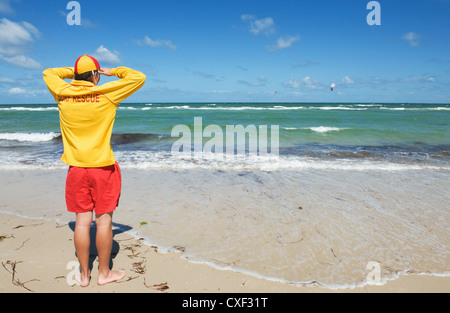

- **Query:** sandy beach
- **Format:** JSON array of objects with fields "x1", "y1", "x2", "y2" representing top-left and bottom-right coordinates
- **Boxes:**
[
  {"x1": 1, "y1": 212, "x2": 449, "y2": 293},
  {"x1": 1, "y1": 168, "x2": 449, "y2": 293},
  {"x1": 1, "y1": 0, "x2": 450, "y2": 298}
]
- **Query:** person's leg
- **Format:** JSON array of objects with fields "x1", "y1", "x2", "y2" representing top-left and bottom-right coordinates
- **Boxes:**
[
  {"x1": 95, "y1": 212, "x2": 125, "y2": 285},
  {"x1": 74, "y1": 211, "x2": 93, "y2": 287}
]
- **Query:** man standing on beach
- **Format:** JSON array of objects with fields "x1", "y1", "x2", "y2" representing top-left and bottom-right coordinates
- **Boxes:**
[{"x1": 43, "y1": 55, "x2": 146, "y2": 286}]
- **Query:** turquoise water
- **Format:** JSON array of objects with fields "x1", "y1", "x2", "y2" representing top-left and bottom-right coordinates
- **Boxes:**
[{"x1": 0, "y1": 102, "x2": 449, "y2": 169}]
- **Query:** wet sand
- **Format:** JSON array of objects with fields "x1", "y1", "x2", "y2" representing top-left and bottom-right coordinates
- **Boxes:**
[{"x1": 0, "y1": 168, "x2": 449, "y2": 293}]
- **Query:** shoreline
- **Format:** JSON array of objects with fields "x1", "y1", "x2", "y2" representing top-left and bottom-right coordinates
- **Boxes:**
[
  {"x1": 1, "y1": 212, "x2": 449, "y2": 293},
  {"x1": 1, "y1": 167, "x2": 449, "y2": 293}
]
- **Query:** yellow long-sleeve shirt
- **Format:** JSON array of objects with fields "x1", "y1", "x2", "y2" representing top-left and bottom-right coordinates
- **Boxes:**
[{"x1": 43, "y1": 67, "x2": 146, "y2": 167}]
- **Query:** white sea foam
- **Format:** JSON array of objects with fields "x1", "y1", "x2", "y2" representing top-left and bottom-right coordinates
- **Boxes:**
[
  {"x1": 316, "y1": 106, "x2": 367, "y2": 111},
  {"x1": 0, "y1": 132, "x2": 60, "y2": 142},
  {"x1": 0, "y1": 107, "x2": 58, "y2": 111},
  {"x1": 430, "y1": 107, "x2": 450, "y2": 111},
  {"x1": 269, "y1": 106, "x2": 306, "y2": 110},
  {"x1": 0, "y1": 149, "x2": 448, "y2": 171},
  {"x1": 2, "y1": 104, "x2": 447, "y2": 112},
  {"x1": 379, "y1": 107, "x2": 450, "y2": 111},
  {"x1": 193, "y1": 106, "x2": 265, "y2": 110},
  {"x1": 111, "y1": 105, "x2": 450, "y2": 112},
  {"x1": 355, "y1": 104, "x2": 382, "y2": 107},
  {"x1": 118, "y1": 106, "x2": 139, "y2": 110},
  {"x1": 307, "y1": 126, "x2": 348, "y2": 133},
  {"x1": 380, "y1": 107, "x2": 406, "y2": 110},
  {"x1": 114, "y1": 152, "x2": 450, "y2": 171},
  {"x1": 156, "y1": 105, "x2": 191, "y2": 109}
]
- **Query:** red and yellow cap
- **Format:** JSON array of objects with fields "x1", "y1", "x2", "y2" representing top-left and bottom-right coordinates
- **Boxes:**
[{"x1": 74, "y1": 55, "x2": 100, "y2": 74}]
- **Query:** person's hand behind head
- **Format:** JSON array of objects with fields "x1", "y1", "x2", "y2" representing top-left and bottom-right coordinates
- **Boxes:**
[{"x1": 98, "y1": 68, "x2": 113, "y2": 76}]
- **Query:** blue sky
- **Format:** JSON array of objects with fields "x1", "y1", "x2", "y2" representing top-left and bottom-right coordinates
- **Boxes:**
[{"x1": 0, "y1": 0, "x2": 449, "y2": 104}]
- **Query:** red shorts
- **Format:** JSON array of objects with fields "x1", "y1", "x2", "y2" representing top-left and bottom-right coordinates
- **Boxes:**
[{"x1": 65, "y1": 162, "x2": 122, "y2": 215}]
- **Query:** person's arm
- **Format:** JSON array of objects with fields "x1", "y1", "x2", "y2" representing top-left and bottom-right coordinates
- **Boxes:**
[
  {"x1": 96, "y1": 67, "x2": 146, "y2": 105},
  {"x1": 42, "y1": 67, "x2": 74, "y2": 97}
]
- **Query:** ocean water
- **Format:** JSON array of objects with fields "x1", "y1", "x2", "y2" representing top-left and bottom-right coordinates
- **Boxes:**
[
  {"x1": 0, "y1": 102, "x2": 449, "y2": 170},
  {"x1": 1, "y1": 102, "x2": 449, "y2": 288}
]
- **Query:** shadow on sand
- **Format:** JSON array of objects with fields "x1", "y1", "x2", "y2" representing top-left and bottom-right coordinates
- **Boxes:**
[{"x1": 68, "y1": 221, "x2": 133, "y2": 272}]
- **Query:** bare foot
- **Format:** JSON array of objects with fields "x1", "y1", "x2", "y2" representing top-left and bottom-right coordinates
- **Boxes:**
[
  {"x1": 75, "y1": 271, "x2": 91, "y2": 287},
  {"x1": 97, "y1": 270, "x2": 126, "y2": 286}
]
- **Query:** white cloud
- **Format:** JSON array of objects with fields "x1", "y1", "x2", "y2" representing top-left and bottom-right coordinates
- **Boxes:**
[
  {"x1": 8, "y1": 87, "x2": 26, "y2": 94},
  {"x1": 241, "y1": 14, "x2": 275, "y2": 36},
  {"x1": 7, "y1": 86, "x2": 46, "y2": 97},
  {"x1": 136, "y1": 36, "x2": 177, "y2": 50},
  {"x1": 341, "y1": 76, "x2": 355, "y2": 85},
  {"x1": 0, "y1": 77, "x2": 15, "y2": 84},
  {"x1": 241, "y1": 14, "x2": 300, "y2": 52},
  {"x1": 284, "y1": 76, "x2": 323, "y2": 90},
  {"x1": 0, "y1": 55, "x2": 42, "y2": 69},
  {"x1": 0, "y1": 18, "x2": 40, "y2": 54},
  {"x1": 405, "y1": 74, "x2": 436, "y2": 83},
  {"x1": 283, "y1": 77, "x2": 301, "y2": 89},
  {"x1": 267, "y1": 35, "x2": 300, "y2": 51},
  {"x1": 21, "y1": 21, "x2": 41, "y2": 39},
  {"x1": 92, "y1": 45, "x2": 121, "y2": 64},
  {"x1": 402, "y1": 32, "x2": 420, "y2": 47},
  {"x1": 0, "y1": 18, "x2": 42, "y2": 69},
  {"x1": 302, "y1": 76, "x2": 323, "y2": 90}
]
